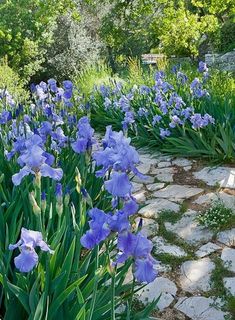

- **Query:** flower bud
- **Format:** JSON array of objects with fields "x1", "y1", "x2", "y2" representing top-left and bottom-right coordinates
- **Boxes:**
[
  {"x1": 55, "y1": 183, "x2": 63, "y2": 216},
  {"x1": 41, "y1": 191, "x2": 46, "y2": 214},
  {"x1": 29, "y1": 192, "x2": 41, "y2": 215},
  {"x1": 75, "y1": 167, "x2": 82, "y2": 193}
]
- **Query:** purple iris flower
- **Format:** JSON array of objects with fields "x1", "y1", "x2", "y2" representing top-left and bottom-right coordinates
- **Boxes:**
[
  {"x1": 159, "y1": 101, "x2": 168, "y2": 115},
  {"x1": 198, "y1": 61, "x2": 208, "y2": 73},
  {"x1": 137, "y1": 108, "x2": 149, "y2": 117},
  {"x1": 81, "y1": 208, "x2": 110, "y2": 249},
  {"x1": 51, "y1": 127, "x2": 68, "y2": 148},
  {"x1": 169, "y1": 115, "x2": 183, "y2": 128},
  {"x1": 123, "y1": 198, "x2": 138, "y2": 216},
  {"x1": 122, "y1": 111, "x2": 135, "y2": 130},
  {"x1": 9, "y1": 227, "x2": 54, "y2": 272},
  {"x1": 48, "y1": 79, "x2": 57, "y2": 93},
  {"x1": 177, "y1": 71, "x2": 188, "y2": 85},
  {"x1": 93, "y1": 126, "x2": 140, "y2": 177},
  {"x1": 140, "y1": 85, "x2": 151, "y2": 95},
  {"x1": 190, "y1": 113, "x2": 215, "y2": 129},
  {"x1": 181, "y1": 107, "x2": 193, "y2": 120},
  {"x1": 12, "y1": 135, "x2": 63, "y2": 186},
  {"x1": 104, "y1": 97, "x2": 112, "y2": 109},
  {"x1": 99, "y1": 85, "x2": 110, "y2": 97},
  {"x1": 108, "y1": 210, "x2": 130, "y2": 233},
  {"x1": 152, "y1": 115, "x2": 162, "y2": 126},
  {"x1": 0, "y1": 111, "x2": 12, "y2": 124},
  {"x1": 159, "y1": 128, "x2": 171, "y2": 139},
  {"x1": 63, "y1": 80, "x2": 73, "y2": 99},
  {"x1": 190, "y1": 78, "x2": 209, "y2": 99},
  {"x1": 134, "y1": 258, "x2": 158, "y2": 283},
  {"x1": 155, "y1": 71, "x2": 165, "y2": 81},
  {"x1": 118, "y1": 95, "x2": 130, "y2": 112},
  {"x1": 116, "y1": 231, "x2": 157, "y2": 283},
  {"x1": 72, "y1": 116, "x2": 95, "y2": 154},
  {"x1": 38, "y1": 121, "x2": 53, "y2": 137},
  {"x1": 105, "y1": 172, "x2": 132, "y2": 197},
  {"x1": 55, "y1": 183, "x2": 63, "y2": 198}
]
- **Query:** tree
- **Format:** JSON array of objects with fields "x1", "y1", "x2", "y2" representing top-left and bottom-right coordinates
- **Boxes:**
[
  {"x1": 99, "y1": 0, "x2": 160, "y2": 70},
  {"x1": 0, "y1": 0, "x2": 76, "y2": 80},
  {"x1": 156, "y1": 1, "x2": 219, "y2": 57}
]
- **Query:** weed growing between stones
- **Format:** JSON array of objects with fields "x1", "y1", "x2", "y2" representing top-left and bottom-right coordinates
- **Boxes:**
[{"x1": 196, "y1": 201, "x2": 235, "y2": 231}]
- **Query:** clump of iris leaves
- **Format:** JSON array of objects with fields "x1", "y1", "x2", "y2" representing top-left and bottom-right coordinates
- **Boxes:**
[
  {"x1": 0, "y1": 82, "x2": 160, "y2": 320},
  {"x1": 89, "y1": 62, "x2": 235, "y2": 163}
]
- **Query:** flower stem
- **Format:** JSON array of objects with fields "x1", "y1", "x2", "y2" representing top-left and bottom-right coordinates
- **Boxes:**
[
  {"x1": 111, "y1": 271, "x2": 116, "y2": 320},
  {"x1": 88, "y1": 244, "x2": 99, "y2": 320}
]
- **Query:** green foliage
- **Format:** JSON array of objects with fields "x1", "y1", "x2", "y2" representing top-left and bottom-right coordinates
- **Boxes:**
[
  {"x1": 99, "y1": 0, "x2": 159, "y2": 69},
  {"x1": 75, "y1": 62, "x2": 117, "y2": 97},
  {"x1": 157, "y1": 1, "x2": 219, "y2": 57},
  {"x1": 91, "y1": 62, "x2": 235, "y2": 163},
  {"x1": 219, "y1": 16, "x2": 235, "y2": 52},
  {"x1": 210, "y1": 256, "x2": 233, "y2": 297},
  {"x1": 0, "y1": 59, "x2": 28, "y2": 100},
  {"x1": 0, "y1": 0, "x2": 77, "y2": 80},
  {"x1": 196, "y1": 201, "x2": 235, "y2": 231}
]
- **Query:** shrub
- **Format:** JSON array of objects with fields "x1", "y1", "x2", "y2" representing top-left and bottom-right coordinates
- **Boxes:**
[{"x1": 0, "y1": 59, "x2": 28, "y2": 101}]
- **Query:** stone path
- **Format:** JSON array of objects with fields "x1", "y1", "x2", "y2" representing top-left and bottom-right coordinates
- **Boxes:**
[{"x1": 131, "y1": 151, "x2": 235, "y2": 320}]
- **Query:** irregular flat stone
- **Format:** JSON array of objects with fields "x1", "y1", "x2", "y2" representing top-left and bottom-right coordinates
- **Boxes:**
[
  {"x1": 217, "y1": 228, "x2": 235, "y2": 247},
  {"x1": 195, "y1": 242, "x2": 221, "y2": 258},
  {"x1": 146, "y1": 182, "x2": 165, "y2": 192},
  {"x1": 123, "y1": 267, "x2": 133, "y2": 285},
  {"x1": 135, "y1": 217, "x2": 159, "y2": 237},
  {"x1": 180, "y1": 258, "x2": 215, "y2": 292},
  {"x1": 154, "y1": 185, "x2": 204, "y2": 201},
  {"x1": 175, "y1": 296, "x2": 227, "y2": 320},
  {"x1": 139, "y1": 199, "x2": 180, "y2": 218},
  {"x1": 221, "y1": 247, "x2": 235, "y2": 272},
  {"x1": 133, "y1": 190, "x2": 146, "y2": 203},
  {"x1": 153, "y1": 236, "x2": 187, "y2": 257},
  {"x1": 151, "y1": 167, "x2": 176, "y2": 182},
  {"x1": 194, "y1": 191, "x2": 235, "y2": 211},
  {"x1": 136, "y1": 162, "x2": 151, "y2": 174},
  {"x1": 193, "y1": 167, "x2": 235, "y2": 189},
  {"x1": 165, "y1": 210, "x2": 213, "y2": 245},
  {"x1": 193, "y1": 192, "x2": 218, "y2": 205},
  {"x1": 133, "y1": 175, "x2": 155, "y2": 184},
  {"x1": 223, "y1": 277, "x2": 235, "y2": 295},
  {"x1": 219, "y1": 192, "x2": 235, "y2": 211},
  {"x1": 158, "y1": 161, "x2": 172, "y2": 168},
  {"x1": 132, "y1": 182, "x2": 143, "y2": 193},
  {"x1": 172, "y1": 158, "x2": 192, "y2": 167},
  {"x1": 116, "y1": 304, "x2": 126, "y2": 314},
  {"x1": 137, "y1": 276, "x2": 177, "y2": 311},
  {"x1": 139, "y1": 153, "x2": 155, "y2": 164}
]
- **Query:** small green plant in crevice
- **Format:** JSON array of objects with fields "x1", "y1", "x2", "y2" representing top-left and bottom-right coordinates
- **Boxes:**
[
  {"x1": 179, "y1": 202, "x2": 188, "y2": 214},
  {"x1": 154, "y1": 253, "x2": 190, "y2": 269},
  {"x1": 196, "y1": 201, "x2": 235, "y2": 231},
  {"x1": 157, "y1": 210, "x2": 183, "y2": 224},
  {"x1": 210, "y1": 257, "x2": 233, "y2": 297},
  {"x1": 227, "y1": 296, "x2": 235, "y2": 319},
  {"x1": 156, "y1": 212, "x2": 195, "y2": 259}
]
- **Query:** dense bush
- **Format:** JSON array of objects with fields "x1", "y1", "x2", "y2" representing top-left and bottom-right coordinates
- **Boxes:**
[
  {"x1": 0, "y1": 0, "x2": 77, "y2": 80},
  {"x1": 0, "y1": 60, "x2": 28, "y2": 101}
]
